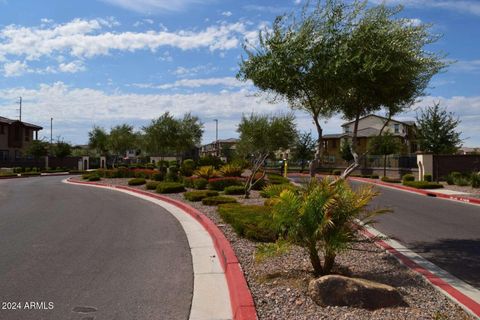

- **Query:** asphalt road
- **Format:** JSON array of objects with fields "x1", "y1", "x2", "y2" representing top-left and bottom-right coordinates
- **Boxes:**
[
  {"x1": 291, "y1": 175, "x2": 480, "y2": 289},
  {"x1": 0, "y1": 176, "x2": 193, "y2": 320}
]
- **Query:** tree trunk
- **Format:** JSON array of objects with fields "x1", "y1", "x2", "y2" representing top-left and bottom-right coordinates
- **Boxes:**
[
  {"x1": 309, "y1": 116, "x2": 323, "y2": 178},
  {"x1": 323, "y1": 250, "x2": 336, "y2": 275},
  {"x1": 384, "y1": 154, "x2": 387, "y2": 177},
  {"x1": 341, "y1": 113, "x2": 361, "y2": 179},
  {"x1": 308, "y1": 244, "x2": 323, "y2": 277}
]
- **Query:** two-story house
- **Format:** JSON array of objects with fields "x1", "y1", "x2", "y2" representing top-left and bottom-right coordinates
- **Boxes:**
[
  {"x1": 322, "y1": 114, "x2": 417, "y2": 166},
  {"x1": 0, "y1": 116, "x2": 43, "y2": 162}
]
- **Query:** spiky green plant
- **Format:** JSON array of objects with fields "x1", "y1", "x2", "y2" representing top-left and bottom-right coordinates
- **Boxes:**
[
  {"x1": 271, "y1": 177, "x2": 387, "y2": 276},
  {"x1": 194, "y1": 166, "x2": 218, "y2": 179}
]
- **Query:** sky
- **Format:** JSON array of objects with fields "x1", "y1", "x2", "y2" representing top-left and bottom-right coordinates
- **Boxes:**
[{"x1": 0, "y1": 0, "x2": 479, "y2": 147}]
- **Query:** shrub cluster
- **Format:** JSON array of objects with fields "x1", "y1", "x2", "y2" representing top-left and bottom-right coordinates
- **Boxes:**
[
  {"x1": 156, "y1": 182, "x2": 185, "y2": 194},
  {"x1": 207, "y1": 177, "x2": 244, "y2": 191},
  {"x1": 403, "y1": 181, "x2": 443, "y2": 189},
  {"x1": 266, "y1": 173, "x2": 289, "y2": 185},
  {"x1": 194, "y1": 178, "x2": 208, "y2": 190},
  {"x1": 128, "y1": 178, "x2": 146, "y2": 186},
  {"x1": 201, "y1": 196, "x2": 237, "y2": 206},
  {"x1": 88, "y1": 175, "x2": 101, "y2": 182},
  {"x1": 218, "y1": 204, "x2": 277, "y2": 242},
  {"x1": 145, "y1": 181, "x2": 160, "y2": 190},
  {"x1": 224, "y1": 185, "x2": 246, "y2": 195},
  {"x1": 402, "y1": 174, "x2": 415, "y2": 182},
  {"x1": 381, "y1": 176, "x2": 401, "y2": 183},
  {"x1": 423, "y1": 174, "x2": 433, "y2": 182},
  {"x1": 219, "y1": 164, "x2": 243, "y2": 177},
  {"x1": 184, "y1": 190, "x2": 219, "y2": 202}
]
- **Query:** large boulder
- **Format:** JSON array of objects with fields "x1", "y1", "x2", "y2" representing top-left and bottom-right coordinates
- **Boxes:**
[{"x1": 308, "y1": 275, "x2": 405, "y2": 309}]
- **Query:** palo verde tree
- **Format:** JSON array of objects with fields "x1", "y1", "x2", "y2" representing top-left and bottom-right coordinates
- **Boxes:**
[
  {"x1": 368, "y1": 131, "x2": 403, "y2": 177},
  {"x1": 237, "y1": 0, "x2": 359, "y2": 177},
  {"x1": 416, "y1": 102, "x2": 462, "y2": 154},
  {"x1": 236, "y1": 113, "x2": 297, "y2": 198},
  {"x1": 291, "y1": 131, "x2": 316, "y2": 173},
  {"x1": 337, "y1": 3, "x2": 445, "y2": 177}
]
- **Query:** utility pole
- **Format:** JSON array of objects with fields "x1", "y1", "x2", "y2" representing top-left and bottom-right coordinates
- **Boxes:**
[
  {"x1": 18, "y1": 97, "x2": 22, "y2": 121},
  {"x1": 50, "y1": 118, "x2": 53, "y2": 144},
  {"x1": 214, "y1": 119, "x2": 218, "y2": 156}
]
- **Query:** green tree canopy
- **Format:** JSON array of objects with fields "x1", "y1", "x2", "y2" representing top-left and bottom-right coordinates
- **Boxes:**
[
  {"x1": 26, "y1": 140, "x2": 49, "y2": 159},
  {"x1": 88, "y1": 126, "x2": 109, "y2": 156},
  {"x1": 416, "y1": 102, "x2": 462, "y2": 154},
  {"x1": 52, "y1": 140, "x2": 72, "y2": 159},
  {"x1": 291, "y1": 131, "x2": 316, "y2": 173},
  {"x1": 108, "y1": 124, "x2": 136, "y2": 165},
  {"x1": 237, "y1": 113, "x2": 297, "y2": 197},
  {"x1": 368, "y1": 131, "x2": 403, "y2": 177}
]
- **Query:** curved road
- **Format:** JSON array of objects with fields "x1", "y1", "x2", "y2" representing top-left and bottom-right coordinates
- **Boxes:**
[{"x1": 0, "y1": 176, "x2": 193, "y2": 320}]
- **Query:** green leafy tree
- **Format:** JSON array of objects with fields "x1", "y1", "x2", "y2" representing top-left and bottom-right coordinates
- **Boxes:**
[
  {"x1": 238, "y1": 1, "x2": 356, "y2": 177},
  {"x1": 340, "y1": 139, "x2": 354, "y2": 163},
  {"x1": 88, "y1": 126, "x2": 109, "y2": 156},
  {"x1": 52, "y1": 140, "x2": 72, "y2": 159},
  {"x1": 176, "y1": 113, "x2": 203, "y2": 159},
  {"x1": 337, "y1": 4, "x2": 445, "y2": 177},
  {"x1": 368, "y1": 132, "x2": 403, "y2": 177},
  {"x1": 416, "y1": 102, "x2": 462, "y2": 154},
  {"x1": 291, "y1": 131, "x2": 316, "y2": 173},
  {"x1": 108, "y1": 124, "x2": 136, "y2": 167},
  {"x1": 236, "y1": 113, "x2": 297, "y2": 198},
  {"x1": 271, "y1": 178, "x2": 386, "y2": 276},
  {"x1": 26, "y1": 140, "x2": 49, "y2": 167}
]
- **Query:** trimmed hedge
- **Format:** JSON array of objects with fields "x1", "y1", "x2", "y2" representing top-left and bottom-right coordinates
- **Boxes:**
[
  {"x1": 156, "y1": 182, "x2": 185, "y2": 194},
  {"x1": 402, "y1": 174, "x2": 415, "y2": 182},
  {"x1": 128, "y1": 178, "x2": 146, "y2": 186},
  {"x1": 146, "y1": 181, "x2": 160, "y2": 190},
  {"x1": 88, "y1": 175, "x2": 101, "y2": 181},
  {"x1": 201, "y1": 196, "x2": 237, "y2": 206},
  {"x1": 266, "y1": 173, "x2": 289, "y2": 185},
  {"x1": 381, "y1": 176, "x2": 401, "y2": 183},
  {"x1": 224, "y1": 185, "x2": 246, "y2": 195},
  {"x1": 424, "y1": 174, "x2": 433, "y2": 182},
  {"x1": 184, "y1": 190, "x2": 219, "y2": 202},
  {"x1": 218, "y1": 204, "x2": 277, "y2": 242},
  {"x1": 193, "y1": 178, "x2": 208, "y2": 190},
  {"x1": 207, "y1": 177, "x2": 243, "y2": 191},
  {"x1": 403, "y1": 181, "x2": 443, "y2": 189}
]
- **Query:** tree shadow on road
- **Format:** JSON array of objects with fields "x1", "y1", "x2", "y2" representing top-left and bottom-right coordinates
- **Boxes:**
[{"x1": 409, "y1": 238, "x2": 480, "y2": 288}]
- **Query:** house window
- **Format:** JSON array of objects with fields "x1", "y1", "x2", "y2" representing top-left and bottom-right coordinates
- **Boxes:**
[
  {"x1": 0, "y1": 150, "x2": 8, "y2": 161},
  {"x1": 394, "y1": 124, "x2": 400, "y2": 134},
  {"x1": 25, "y1": 128, "x2": 30, "y2": 141},
  {"x1": 0, "y1": 125, "x2": 4, "y2": 134}
]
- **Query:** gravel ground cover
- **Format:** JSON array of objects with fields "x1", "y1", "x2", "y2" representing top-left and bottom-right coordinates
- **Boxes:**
[
  {"x1": 440, "y1": 183, "x2": 480, "y2": 199},
  {"x1": 75, "y1": 177, "x2": 473, "y2": 320}
]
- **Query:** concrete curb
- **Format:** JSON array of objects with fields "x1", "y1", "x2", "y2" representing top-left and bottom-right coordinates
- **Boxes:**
[
  {"x1": 66, "y1": 178, "x2": 257, "y2": 320},
  {"x1": 360, "y1": 226, "x2": 480, "y2": 319},
  {"x1": 288, "y1": 173, "x2": 480, "y2": 206}
]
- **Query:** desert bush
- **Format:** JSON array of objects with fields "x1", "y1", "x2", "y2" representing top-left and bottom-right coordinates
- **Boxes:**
[
  {"x1": 218, "y1": 204, "x2": 277, "y2": 242},
  {"x1": 156, "y1": 182, "x2": 185, "y2": 194},
  {"x1": 402, "y1": 174, "x2": 415, "y2": 182},
  {"x1": 146, "y1": 181, "x2": 160, "y2": 190},
  {"x1": 224, "y1": 185, "x2": 246, "y2": 195},
  {"x1": 207, "y1": 177, "x2": 244, "y2": 191},
  {"x1": 453, "y1": 177, "x2": 470, "y2": 187},
  {"x1": 403, "y1": 181, "x2": 443, "y2": 189},
  {"x1": 201, "y1": 196, "x2": 237, "y2": 206},
  {"x1": 423, "y1": 174, "x2": 433, "y2": 182},
  {"x1": 381, "y1": 176, "x2": 401, "y2": 183},
  {"x1": 219, "y1": 163, "x2": 243, "y2": 177},
  {"x1": 128, "y1": 178, "x2": 146, "y2": 186},
  {"x1": 165, "y1": 166, "x2": 179, "y2": 182},
  {"x1": 180, "y1": 159, "x2": 196, "y2": 177},
  {"x1": 471, "y1": 172, "x2": 480, "y2": 188},
  {"x1": 88, "y1": 175, "x2": 101, "y2": 181},
  {"x1": 193, "y1": 178, "x2": 208, "y2": 190},
  {"x1": 184, "y1": 190, "x2": 219, "y2": 201}
]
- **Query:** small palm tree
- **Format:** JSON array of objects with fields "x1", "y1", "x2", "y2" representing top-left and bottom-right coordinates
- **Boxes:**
[{"x1": 272, "y1": 178, "x2": 386, "y2": 276}]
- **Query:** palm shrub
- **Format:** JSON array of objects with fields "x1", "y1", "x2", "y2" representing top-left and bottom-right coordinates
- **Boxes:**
[
  {"x1": 271, "y1": 178, "x2": 385, "y2": 276},
  {"x1": 194, "y1": 166, "x2": 218, "y2": 179},
  {"x1": 219, "y1": 164, "x2": 243, "y2": 177},
  {"x1": 260, "y1": 183, "x2": 297, "y2": 198}
]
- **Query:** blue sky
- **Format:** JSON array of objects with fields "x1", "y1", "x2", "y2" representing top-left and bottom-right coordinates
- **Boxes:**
[{"x1": 0, "y1": 0, "x2": 479, "y2": 147}]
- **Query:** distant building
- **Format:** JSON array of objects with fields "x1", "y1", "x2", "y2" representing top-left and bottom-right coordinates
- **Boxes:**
[
  {"x1": 0, "y1": 116, "x2": 43, "y2": 161},
  {"x1": 457, "y1": 147, "x2": 480, "y2": 155},
  {"x1": 322, "y1": 114, "x2": 417, "y2": 166},
  {"x1": 200, "y1": 138, "x2": 239, "y2": 160}
]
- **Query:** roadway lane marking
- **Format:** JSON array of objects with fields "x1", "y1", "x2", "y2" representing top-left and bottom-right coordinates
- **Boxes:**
[
  {"x1": 62, "y1": 179, "x2": 232, "y2": 320},
  {"x1": 361, "y1": 223, "x2": 480, "y2": 319}
]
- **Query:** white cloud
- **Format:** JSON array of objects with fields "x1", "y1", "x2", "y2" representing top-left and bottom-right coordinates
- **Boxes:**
[
  {"x1": 3, "y1": 60, "x2": 29, "y2": 77},
  {"x1": 171, "y1": 64, "x2": 217, "y2": 77},
  {"x1": 101, "y1": 0, "x2": 214, "y2": 13},
  {"x1": 0, "y1": 18, "x2": 254, "y2": 62},
  {"x1": 58, "y1": 60, "x2": 85, "y2": 73},
  {"x1": 222, "y1": 11, "x2": 233, "y2": 17},
  {"x1": 450, "y1": 59, "x2": 480, "y2": 73},
  {"x1": 369, "y1": 0, "x2": 480, "y2": 16},
  {"x1": 133, "y1": 77, "x2": 251, "y2": 89}
]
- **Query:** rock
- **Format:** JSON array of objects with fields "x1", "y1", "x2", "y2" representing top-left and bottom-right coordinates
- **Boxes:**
[{"x1": 308, "y1": 275, "x2": 405, "y2": 310}]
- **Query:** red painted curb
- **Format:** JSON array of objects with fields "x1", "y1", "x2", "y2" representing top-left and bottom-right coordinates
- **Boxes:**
[
  {"x1": 288, "y1": 173, "x2": 480, "y2": 206},
  {"x1": 360, "y1": 229, "x2": 480, "y2": 318},
  {"x1": 67, "y1": 178, "x2": 257, "y2": 320}
]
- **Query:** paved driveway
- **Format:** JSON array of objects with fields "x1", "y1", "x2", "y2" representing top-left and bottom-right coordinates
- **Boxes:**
[{"x1": 0, "y1": 176, "x2": 193, "y2": 320}]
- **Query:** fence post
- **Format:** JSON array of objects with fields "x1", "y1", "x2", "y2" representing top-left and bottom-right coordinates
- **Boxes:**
[{"x1": 416, "y1": 153, "x2": 433, "y2": 181}]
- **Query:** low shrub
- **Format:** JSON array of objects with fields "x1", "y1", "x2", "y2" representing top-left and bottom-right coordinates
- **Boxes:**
[
  {"x1": 207, "y1": 177, "x2": 244, "y2": 191},
  {"x1": 82, "y1": 173, "x2": 91, "y2": 180},
  {"x1": 184, "y1": 190, "x2": 219, "y2": 201},
  {"x1": 423, "y1": 174, "x2": 433, "y2": 182},
  {"x1": 152, "y1": 172, "x2": 164, "y2": 181},
  {"x1": 219, "y1": 164, "x2": 243, "y2": 177},
  {"x1": 88, "y1": 175, "x2": 101, "y2": 181},
  {"x1": 146, "y1": 181, "x2": 160, "y2": 190},
  {"x1": 194, "y1": 166, "x2": 218, "y2": 179},
  {"x1": 0, "y1": 172, "x2": 18, "y2": 177},
  {"x1": 218, "y1": 204, "x2": 277, "y2": 242},
  {"x1": 260, "y1": 183, "x2": 297, "y2": 198},
  {"x1": 266, "y1": 173, "x2": 289, "y2": 185},
  {"x1": 128, "y1": 178, "x2": 146, "y2": 186},
  {"x1": 471, "y1": 172, "x2": 480, "y2": 188},
  {"x1": 381, "y1": 176, "x2": 401, "y2": 183},
  {"x1": 332, "y1": 169, "x2": 342, "y2": 176},
  {"x1": 69, "y1": 170, "x2": 85, "y2": 174},
  {"x1": 403, "y1": 181, "x2": 443, "y2": 189},
  {"x1": 183, "y1": 177, "x2": 195, "y2": 188},
  {"x1": 224, "y1": 185, "x2": 245, "y2": 195},
  {"x1": 454, "y1": 177, "x2": 470, "y2": 187},
  {"x1": 445, "y1": 174, "x2": 455, "y2": 185},
  {"x1": 201, "y1": 196, "x2": 237, "y2": 206},
  {"x1": 370, "y1": 174, "x2": 379, "y2": 179},
  {"x1": 402, "y1": 174, "x2": 415, "y2": 182},
  {"x1": 264, "y1": 198, "x2": 280, "y2": 207},
  {"x1": 193, "y1": 178, "x2": 208, "y2": 190},
  {"x1": 156, "y1": 182, "x2": 185, "y2": 194},
  {"x1": 180, "y1": 159, "x2": 196, "y2": 177},
  {"x1": 21, "y1": 172, "x2": 41, "y2": 176}
]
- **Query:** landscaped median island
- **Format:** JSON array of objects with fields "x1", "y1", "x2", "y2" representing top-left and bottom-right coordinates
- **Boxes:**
[{"x1": 71, "y1": 165, "x2": 472, "y2": 320}]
